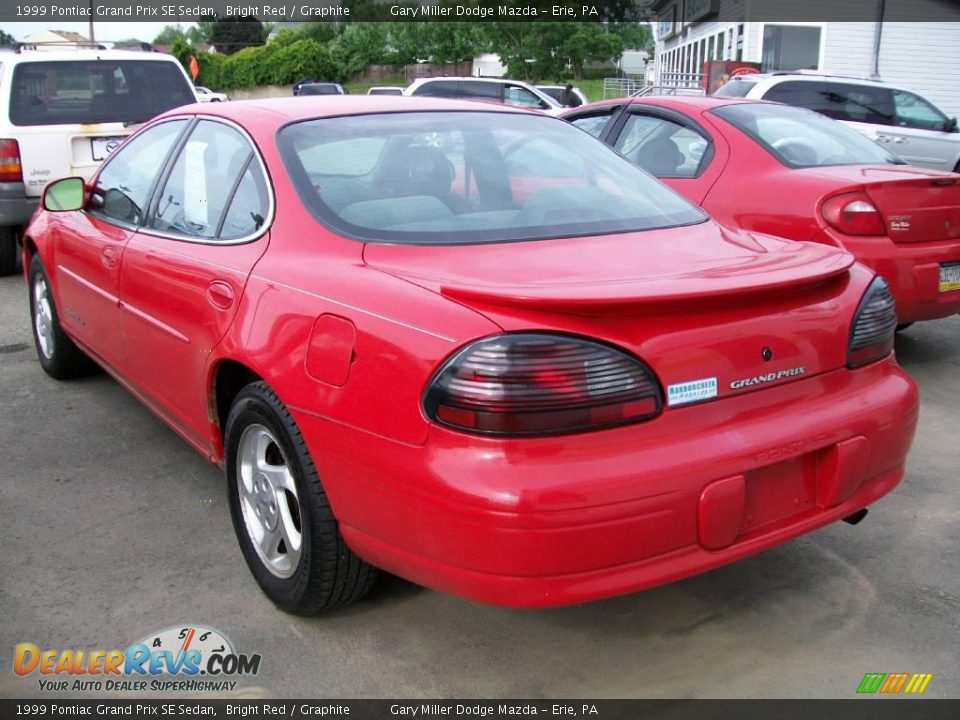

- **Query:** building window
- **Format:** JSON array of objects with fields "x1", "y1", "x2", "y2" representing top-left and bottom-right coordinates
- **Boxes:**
[{"x1": 761, "y1": 25, "x2": 822, "y2": 71}]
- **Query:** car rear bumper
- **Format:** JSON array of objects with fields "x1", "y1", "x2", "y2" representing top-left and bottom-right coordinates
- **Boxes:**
[
  {"x1": 292, "y1": 358, "x2": 918, "y2": 607},
  {"x1": 0, "y1": 183, "x2": 39, "y2": 228},
  {"x1": 826, "y1": 229, "x2": 960, "y2": 322}
]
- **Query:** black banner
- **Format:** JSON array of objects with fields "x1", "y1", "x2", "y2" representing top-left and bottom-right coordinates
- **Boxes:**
[
  {"x1": 1, "y1": 0, "x2": 959, "y2": 24},
  {"x1": 3, "y1": 700, "x2": 960, "y2": 720}
]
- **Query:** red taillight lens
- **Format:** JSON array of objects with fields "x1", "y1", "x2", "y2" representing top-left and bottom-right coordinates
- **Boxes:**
[
  {"x1": 848, "y1": 276, "x2": 897, "y2": 368},
  {"x1": 821, "y1": 192, "x2": 886, "y2": 236},
  {"x1": 0, "y1": 139, "x2": 23, "y2": 183},
  {"x1": 424, "y1": 333, "x2": 662, "y2": 436}
]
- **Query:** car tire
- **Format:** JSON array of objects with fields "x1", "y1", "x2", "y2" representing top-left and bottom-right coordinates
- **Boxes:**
[
  {"x1": 28, "y1": 255, "x2": 92, "y2": 379},
  {"x1": 0, "y1": 227, "x2": 18, "y2": 276},
  {"x1": 896, "y1": 323, "x2": 914, "y2": 333},
  {"x1": 225, "y1": 381, "x2": 378, "y2": 615}
]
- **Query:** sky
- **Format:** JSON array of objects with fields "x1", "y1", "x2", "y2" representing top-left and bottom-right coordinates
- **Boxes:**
[{"x1": 2, "y1": 22, "x2": 186, "y2": 43}]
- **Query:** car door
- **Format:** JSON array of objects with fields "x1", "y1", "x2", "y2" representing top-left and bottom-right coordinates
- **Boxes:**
[
  {"x1": 119, "y1": 119, "x2": 272, "y2": 448},
  {"x1": 882, "y1": 89, "x2": 960, "y2": 171},
  {"x1": 605, "y1": 107, "x2": 727, "y2": 205},
  {"x1": 54, "y1": 119, "x2": 188, "y2": 369}
]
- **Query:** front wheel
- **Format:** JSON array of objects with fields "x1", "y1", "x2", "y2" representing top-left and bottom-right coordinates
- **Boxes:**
[
  {"x1": 28, "y1": 255, "x2": 91, "y2": 379},
  {"x1": 225, "y1": 382, "x2": 378, "y2": 615}
]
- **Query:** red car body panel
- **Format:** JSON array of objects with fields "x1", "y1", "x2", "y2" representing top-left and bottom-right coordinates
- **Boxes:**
[
  {"x1": 24, "y1": 97, "x2": 919, "y2": 607},
  {"x1": 570, "y1": 96, "x2": 960, "y2": 324}
]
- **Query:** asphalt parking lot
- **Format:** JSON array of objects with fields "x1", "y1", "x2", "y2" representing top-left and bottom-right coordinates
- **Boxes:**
[{"x1": 1, "y1": 268, "x2": 958, "y2": 700}]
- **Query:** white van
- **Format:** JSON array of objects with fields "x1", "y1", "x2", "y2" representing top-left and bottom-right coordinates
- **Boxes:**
[{"x1": 0, "y1": 47, "x2": 198, "y2": 274}]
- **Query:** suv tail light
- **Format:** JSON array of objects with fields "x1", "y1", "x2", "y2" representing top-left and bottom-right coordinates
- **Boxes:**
[
  {"x1": 848, "y1": 276, "x2": 897, "y2": 368},
  {"x1": 822, "y1": 192, "x2": 886, "y2": 236},
  {"x1": 0, "y1": 140, "x2": 23, "y2": 183},
  {"x1": 423, "y1": 333, "x2": 662, "y2": 436}
]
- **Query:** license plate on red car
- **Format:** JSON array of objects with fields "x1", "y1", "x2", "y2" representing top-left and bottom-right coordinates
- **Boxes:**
[
  {"x1": 91, "y1": 136, "x2": 125, "y2": 162},
  {"x1": 940, "y1": 261, "x2": 960, "y2": 292}
]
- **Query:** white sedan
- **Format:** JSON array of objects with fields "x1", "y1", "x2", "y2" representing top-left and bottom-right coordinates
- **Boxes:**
[{"x1": 194, "y1": 86, "x2": 229, "y2": 103}]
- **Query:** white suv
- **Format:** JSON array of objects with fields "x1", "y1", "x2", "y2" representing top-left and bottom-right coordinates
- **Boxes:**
[
  {"x1": 0, "y1": 47, "x2": 197, "y2": 274},
  {"x1": 715, "y1": 73, "x2": 960, "y2": 174},
  {"x1": 405, "y1": 77, "x2": 564, "y2": 115}
]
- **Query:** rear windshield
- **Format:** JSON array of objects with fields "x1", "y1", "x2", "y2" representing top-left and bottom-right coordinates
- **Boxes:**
[
  {"x1": 278, "y1": 111, "x2": 707, "y2": 245},
  {"x1": 713, "y1": 79, "x2": 757, "y2": 97},
  {"x1": 711, "y1": 103, "x2": 905, "y2": 168},
  {"x1": 10, "y1": 60, "x2": 195, "y2": 127}
]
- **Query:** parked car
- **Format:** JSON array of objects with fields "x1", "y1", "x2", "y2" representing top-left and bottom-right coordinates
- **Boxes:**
[
  {"x1": 195, "y1": 86, "x2": 229, "y2": 103},
  {"x1": 536, "y1": 84, "x2": 589, "y2": 107},
  {"x1": 405, "y1": 77, "x2": 564, "y2": 115},
  {"x1": 367, "y1": 86, "x2": 404, "y2": 96},
  {"x1": 25, "y1": 96, "x2": 917, "y2": 615},
  {"x1": 295, "y1": 82, "x2": 347, "y2": 97},
  {"x1": 715, "y1": 72, "x2": 960, "y2": 173},
  {"x1": 0, "y1": 47, "x2": 197, "y2": 275},
  {"x1": 564, "y1": 96, "x2": 960, "y2": 325}
]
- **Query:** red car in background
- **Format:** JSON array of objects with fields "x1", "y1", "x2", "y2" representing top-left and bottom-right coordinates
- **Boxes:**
[
  {"x1": 564, "y1": 97, "x2": 960, "y2": 325},
  {"x1": 24, "y1": 97, "x2": 917, "y2": 614}
]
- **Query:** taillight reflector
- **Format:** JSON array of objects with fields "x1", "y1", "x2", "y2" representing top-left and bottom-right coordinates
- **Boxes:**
[
  {"x1": 822, "y1": 192, "x2": 886, "y2": 236},
  {"x1": 848, "y1": 276, "x2": 897, "y2": 368},
  {"x1": 424, "y1": 333, "x2": 662, "y2": 436},
  {"x1": 0, "y1": 139, "x2": 23, "y2": 183}
]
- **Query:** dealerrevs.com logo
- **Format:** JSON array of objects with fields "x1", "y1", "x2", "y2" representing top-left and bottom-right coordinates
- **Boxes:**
[{"x1": 13, "y1": 625, "x2": 261, "y2": 693}]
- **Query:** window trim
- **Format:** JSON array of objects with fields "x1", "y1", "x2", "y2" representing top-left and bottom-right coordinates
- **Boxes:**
[
  {"x1": 137, "y1": 116, "x2": 275, "y2": 246},
  {"x1": 565, "y1": 104, "x2": 626, "y2": 143},
  {"x1": 609, "y1": 104, "x2": 716, "y2": 179}
]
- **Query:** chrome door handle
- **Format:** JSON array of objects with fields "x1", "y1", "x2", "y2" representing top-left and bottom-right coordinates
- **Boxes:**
[
  {"x1": 893, "y1": 137, "x2": 909, "y2": 144},
  {"x1": 875, "y1": 135, "x2": 891, "y2": 143}
]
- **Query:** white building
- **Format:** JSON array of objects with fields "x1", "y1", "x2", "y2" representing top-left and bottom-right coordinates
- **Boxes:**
[
  {"x1": 19, "y1": 30, "x2": 92, "y2": 51},
  {"x1": 651, "y1": 0, "x2": 960, "y2": 116}
]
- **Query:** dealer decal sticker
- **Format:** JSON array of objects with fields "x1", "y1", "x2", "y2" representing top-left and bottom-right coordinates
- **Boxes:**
[
  {"x1": 13, "y1": 624, "x2": 261, "y2": 693},
  {"x1": 667, "y1": 377, "x2": 718, "y2": 407}
]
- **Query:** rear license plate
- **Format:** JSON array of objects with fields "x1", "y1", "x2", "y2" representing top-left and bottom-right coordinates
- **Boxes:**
[
  {"x1": 940, "y1": 261, "x2": 960, "y2": 292},
  {"x1": 91, "y1": 136, "x2": 125, "y2": 162}
]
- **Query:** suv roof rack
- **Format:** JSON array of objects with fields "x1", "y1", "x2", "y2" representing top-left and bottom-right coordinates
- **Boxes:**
[{"x1": 769, "y1": 69, "x2": 878, "y2": 82}]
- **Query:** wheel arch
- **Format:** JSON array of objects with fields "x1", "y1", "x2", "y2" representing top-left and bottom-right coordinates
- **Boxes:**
[{"x1": 209, "y1": 358, "x2": 265, "y2": 462}]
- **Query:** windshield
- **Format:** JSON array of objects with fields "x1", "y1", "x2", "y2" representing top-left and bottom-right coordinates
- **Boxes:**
[
  {"x1": 711, "y1": 102, "x2": 905, "y2": 168},
  {"x1": 278, "y1": 111, "x2": 707, "y2": 245},
  {"x1": 10, "y1": 60, "x2": 195, "y2": 127}
]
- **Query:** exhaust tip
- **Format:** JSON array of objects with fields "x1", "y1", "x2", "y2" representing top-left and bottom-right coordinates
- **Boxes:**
[{"x1": 842, "y1": 508, "x2": 869, "y2": 525}]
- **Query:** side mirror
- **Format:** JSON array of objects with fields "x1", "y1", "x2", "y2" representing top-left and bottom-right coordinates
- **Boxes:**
[
  {"x1": 42, "y1": 177, "x2": 86, "y2": 212},
  {"x1": 946, "y1": 117, "x2": 958, "y2": 133}
]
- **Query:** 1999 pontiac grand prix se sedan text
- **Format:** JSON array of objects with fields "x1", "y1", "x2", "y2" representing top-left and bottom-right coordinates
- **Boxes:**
[{"x1": 24, "y1": 97, "x2": 918, "y2": 614}]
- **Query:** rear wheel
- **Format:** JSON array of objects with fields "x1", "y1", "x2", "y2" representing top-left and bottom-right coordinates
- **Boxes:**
[
  {"x1": 0, "y1": 227, "x2": 17, "y2": 276},
  {"x1": 225, "y1": 382, "x2": 378, "y2": 615},
  {"x1": 28, "y1": 255, "x2": 91, "y2": 379}
]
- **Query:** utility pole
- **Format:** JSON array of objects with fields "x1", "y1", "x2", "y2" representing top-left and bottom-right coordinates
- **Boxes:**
[{"x1": 88, "y1": 0, "x2": 96, "y2": 44}]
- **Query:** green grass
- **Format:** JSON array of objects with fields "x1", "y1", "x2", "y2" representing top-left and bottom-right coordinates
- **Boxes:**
[{"x1": 344, "y1": 76, "x2": 408, "y2": 95}]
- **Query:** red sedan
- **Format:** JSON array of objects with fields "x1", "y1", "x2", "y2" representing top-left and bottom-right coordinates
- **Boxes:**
[
  {"x1": 564, "y1": 96, "x2": 960, "y2": 325},
  {"x1": 24, "y1": 97, "x2": 917, "y2": 614}
]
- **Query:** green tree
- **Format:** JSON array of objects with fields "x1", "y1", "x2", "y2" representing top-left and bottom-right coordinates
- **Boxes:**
[
  {"x1": 152, "y1": 25, "x2": 187, "y2": 46},
  {"x1": 210, "y1": 15, "x2": 267, "y2": 56},
  {"x1": 0, "y1": 30, "x2": 14, "y2": 46},
  {"x1": 331, "y1": 22, "x2": 390, "y2": 75}
]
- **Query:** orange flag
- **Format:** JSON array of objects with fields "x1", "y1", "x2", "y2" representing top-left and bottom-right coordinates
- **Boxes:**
[{"x1": 189, "y1": 55, "x2": 199, "y2": 81}]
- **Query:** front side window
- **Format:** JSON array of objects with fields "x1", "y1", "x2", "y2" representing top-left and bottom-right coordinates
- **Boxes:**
[
  {"x1": 712, "y1": 102, "x2": 903, "y2": 168},
  {"x1": 615, "y1": 114, "x2": 710, "y2": 178},
  {"x1": 893, "y1": 90, "x2": 949, "y2": 131},
  {"x1": 278, "y1": 111, "x2": 706, "y2": 245},
  {"x1": 88, "y1": 120, "x2": 187, "y2": 226},
  {"x1": 150, "y1": 121, "x2": 257, "y2": 239},
  {"x1": 10, "y1": 60, "x2": 195, "y2": 127},
  {"x1": 763, "y1": 81, "x2": 895, "y2": 125}
]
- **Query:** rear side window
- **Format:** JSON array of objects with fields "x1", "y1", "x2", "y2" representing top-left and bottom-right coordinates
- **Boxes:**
[
  {"x1": 615, "y1": 114, "x2": 710, "y2": 178},
  {"x1": 413, "y1": 81, "x2": 461, "y2": 98},
  {"x1": 763, "y1": 81, "x2": 895, "y2": 125},
  {"x1": 10, "y1": 60, "x2": 195, "y2": 127},
  {"x1": 150, "y1": 120, "x2": 257, "y2": 240},
  {"x1": 460, "y1": 82, "x2": 502, "y2": 100}
]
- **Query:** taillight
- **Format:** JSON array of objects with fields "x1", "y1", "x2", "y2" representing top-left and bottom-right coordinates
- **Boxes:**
[
  {"x1": 423, "y1": 333, "x2": 662, "y2": 436},
  {"x1": 848, "y1": 276, "x2": 897, "y2": 368},
  {"x1": 822, "y1": 192, "x2": 886, "y2": 236},
  {"x1": 0, "y1": 139, "x2": 23, "y2": 183}
]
